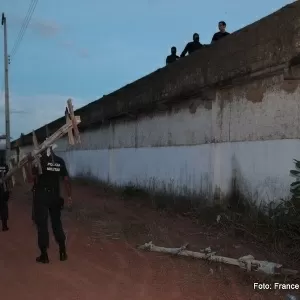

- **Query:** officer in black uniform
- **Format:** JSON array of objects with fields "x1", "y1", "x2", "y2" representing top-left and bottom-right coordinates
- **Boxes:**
[
  {"x1": 28, "y1": 146, "x2": 72, "y2": 264},
  {"x1": 0, "y1": 156, "x2": 9, "y2": 231}
]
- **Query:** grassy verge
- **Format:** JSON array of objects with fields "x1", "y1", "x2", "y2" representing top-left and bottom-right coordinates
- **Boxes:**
[{"x1": 73, "y1": 175, "x2": 300, "y2": 263}]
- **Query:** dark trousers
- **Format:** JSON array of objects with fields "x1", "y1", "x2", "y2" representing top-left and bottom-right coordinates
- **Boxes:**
[
  {"x1": 0, "y1": 191, "x2": 9, "y2": 224},
  {"x1": 34, "y1": 188, "x2": 65, "y2": 251}
]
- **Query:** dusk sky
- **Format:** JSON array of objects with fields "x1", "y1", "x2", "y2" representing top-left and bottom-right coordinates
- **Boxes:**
[{"x1": 0, "y1": 0, "x2": 295, "y2": 139}]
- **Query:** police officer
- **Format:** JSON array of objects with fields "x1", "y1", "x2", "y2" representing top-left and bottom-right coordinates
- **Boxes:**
[
  {"x1": 0, "y1": 156, "x2": 9, "y2": 231},
  {"x1": 28, "y1": 146, "x2": 72, "y2": 264}
]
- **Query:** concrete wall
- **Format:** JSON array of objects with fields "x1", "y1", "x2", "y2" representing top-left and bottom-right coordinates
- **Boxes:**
[
  {"x1": 12, "y1": 2, "x2": 300, "y2": 208},
  {"x1": 11, "y1": 1, "x2": 300, "y2": 147},
  {"x1": 0, "y1": 139, "x2": 5, "y2": 150},
  {"x1": 16, "y1": 74, "x2": 300, "y2": 206}
]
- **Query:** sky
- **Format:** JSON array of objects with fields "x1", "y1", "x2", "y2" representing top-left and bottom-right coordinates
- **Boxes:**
[{"x1": 0, "y1": 0, "x2": 296, "y2": 140}]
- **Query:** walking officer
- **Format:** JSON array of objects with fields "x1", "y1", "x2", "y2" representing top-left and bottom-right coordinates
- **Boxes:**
[
  {"x1": 0, "y1": 155, "x2": 9, "y2": 231},
  {"x1": 27, "y1": 145, "x2": 72, "y2": 264}
]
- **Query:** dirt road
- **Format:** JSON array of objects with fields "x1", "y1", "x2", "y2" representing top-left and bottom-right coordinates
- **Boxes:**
[{"x1": 0, "y1": 181, "x2": 296, "y2": 299}]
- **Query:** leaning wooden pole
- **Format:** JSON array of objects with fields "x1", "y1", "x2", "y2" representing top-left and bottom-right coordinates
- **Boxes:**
[{"x1": 1, "y1": 99, "x2": 81, "y2": 184}]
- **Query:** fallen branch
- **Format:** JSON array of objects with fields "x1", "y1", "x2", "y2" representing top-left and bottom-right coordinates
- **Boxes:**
[{"x1": 137, "y1": 241, "x2": 299, "y2": 276}]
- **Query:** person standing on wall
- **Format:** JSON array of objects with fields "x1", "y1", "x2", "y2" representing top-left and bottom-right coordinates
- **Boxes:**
[
  {"x1": 180, "y1": 33, "x2": 203, "y2": 57},
  {"x1": 0, "y1": 155, "x2": 9, "y2": 231},
  {"x1": 26, "y1": 145, "x2": 72, "y2": 264},
  {"x1": 166, "y1": 46, "x2": 179, "y2": 65},
  {"x1": 211, "y1": 21, "x2": 230, "y2": 43}
]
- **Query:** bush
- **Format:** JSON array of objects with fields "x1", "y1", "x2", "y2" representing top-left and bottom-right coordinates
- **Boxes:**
[{"x1": 261, "y1": 159, "x2": 300, "y2": 243}]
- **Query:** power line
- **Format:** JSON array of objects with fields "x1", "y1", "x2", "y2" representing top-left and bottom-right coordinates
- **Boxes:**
[
  {"x1": 10, "y1": 0, "x2": 38, "y2": 59},
  {"x1": 0, "y1": 79, "x2": 29, "y2": 114},
  {"x1": 10, "y1": 0, "x2": 36, "y2": 58},
  {"x1": 0, "y1": 108, "x2": 29, "y2": 114},
  {"x1": 10, "y1": 0, "x2": 38, "y2": 60}
]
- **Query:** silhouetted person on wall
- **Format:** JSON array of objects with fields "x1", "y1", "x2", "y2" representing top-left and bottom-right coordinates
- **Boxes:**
[
  {"x1": 211, "y1": 21, "x2": 230, "y2": 43},
  {"x1": 180, "y1": 33, "x2": 203, "y2": 57},
  {"x1": 166, "y1": 47, "x2": 179, "y2": 65}
]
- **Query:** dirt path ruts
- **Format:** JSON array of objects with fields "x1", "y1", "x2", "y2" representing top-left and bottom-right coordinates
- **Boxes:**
[{"x1": 0, "y1": 182, "x2": 293, "y2": 300}]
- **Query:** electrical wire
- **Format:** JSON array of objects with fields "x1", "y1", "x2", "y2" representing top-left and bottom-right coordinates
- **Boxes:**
[
  {"x1": 10, "y1": 0, "x2": 38, "y2": 59},
  {"x1": 10, "y1": 0, "x2": 36, "y2": 58},
  {"x1": 0, "y1": 80, "x2": 28, "y2": 114},
  {"x1": 10, "y1": 0, "x2": 39, "y2": 60}
]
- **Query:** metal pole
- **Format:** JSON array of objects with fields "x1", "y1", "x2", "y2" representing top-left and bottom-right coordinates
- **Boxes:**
[{"x1": 2, "y1": 13, "x2": 10, "y2": 164}]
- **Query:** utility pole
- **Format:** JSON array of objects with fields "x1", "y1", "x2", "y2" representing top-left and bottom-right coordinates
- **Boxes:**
[{"x1": 1, "y1": 13, "x2": 10, "y2": 164}]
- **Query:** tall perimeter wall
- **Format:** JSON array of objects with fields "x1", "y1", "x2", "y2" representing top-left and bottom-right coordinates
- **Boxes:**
[{"x1": 12, "y1": 2, "x2": 300, "y2": 206}]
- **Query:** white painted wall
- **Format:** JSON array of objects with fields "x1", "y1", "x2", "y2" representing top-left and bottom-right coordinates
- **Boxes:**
[
  {"x1": 15, "y1": 75, "x2": 300, "y2": 206},
  {"x1": 59, "y1": 139, "x2": 297, "y2": 205}
]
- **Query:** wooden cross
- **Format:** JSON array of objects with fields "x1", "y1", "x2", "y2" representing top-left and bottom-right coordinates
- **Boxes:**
[
  {"x1": 32, "y1": 130, "x2": 42, "y2": 175},
  {"x1": 1, "y1": 99, "x2": 81, "y2": 184}
]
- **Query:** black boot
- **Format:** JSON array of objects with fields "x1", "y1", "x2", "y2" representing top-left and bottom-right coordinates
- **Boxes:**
[
  {"x1": 59, "y1": 244, "x2": 68, "y2": 261},
  {"x1": 36, "y1": 250, "x2": 49, "y2": 264}
]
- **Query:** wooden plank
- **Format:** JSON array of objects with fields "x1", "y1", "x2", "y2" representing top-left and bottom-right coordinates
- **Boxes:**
[
  {"x1": 1, "y1": 115, "x2": 81, "y2": 183},
  {"x1": 22, "y1": 164, "x2": 27, "y2": 182},
  {"x1": 19, "y1": 151, "x2": 27, "y2": 182},
  {"x1": 8, "y1": 162, "x2": 15, "y2": 187},
  {"x1": 32, "y1": 131, "x2": 43, "y2": 174},
  {"x1": 65, "y1": 107, "x2": 75, "y2": 145},
  {"x1": 67, "y1": 99, "x2": 81, "y2": 144}
]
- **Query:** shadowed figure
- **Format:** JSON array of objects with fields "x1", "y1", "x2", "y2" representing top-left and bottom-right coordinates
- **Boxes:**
[
  {"x1": 166, "y1": 46, "x2": 179, "y2": 65},
  {"x1": 180, "y1": 33, "x2": 203, "y2": 57},
  {"x1": 211, "y1": 21, "x2": 230, "y2": 43}
]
